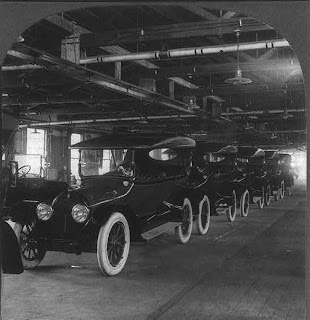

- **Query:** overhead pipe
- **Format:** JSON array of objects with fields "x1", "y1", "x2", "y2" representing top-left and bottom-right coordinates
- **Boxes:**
[
  {"x1": 2, "y1": 64, "x2": 43, "y2": 71},
  {"x1": 18, "y1": 114, "x2": 196, "y2": 128},
  {"x1": 80, "y1": 39, "x2": 290, "y2": 65},
  {"x1": 222, "y1": 108, "x2": 305, "y2": 116}
]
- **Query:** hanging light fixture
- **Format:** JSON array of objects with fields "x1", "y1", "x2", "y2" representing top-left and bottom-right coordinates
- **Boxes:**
[{"x1": 225, "y1": 20, "x2": 252, "y2": 85}]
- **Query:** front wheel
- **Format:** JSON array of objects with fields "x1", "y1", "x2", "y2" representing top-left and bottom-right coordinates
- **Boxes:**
[
  {"x1": 97, "y1": 212, "x2": 130, "y2": 276},
  {"x1": 279, "y1": 181, "x2": 285, "y2": 199},
  {"x1": 226, "y1": 190, "x2": 237, "y2": 222},
  {"x1": 240, "y1": 190, "x2": 250, "y2": 217},
  {"x1": 197, "y1": 195, "x2": 211, "y2": 235},
  {"x1": 175, "y1": 198, "x2": 193, "y2": 244},
  {"x1": 19, "y1": 221, "x2": 46, "y2": 269}
]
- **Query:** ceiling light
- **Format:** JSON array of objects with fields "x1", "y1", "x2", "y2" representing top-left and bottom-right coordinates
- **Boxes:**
[{"x1": 224, "y1": 21, "x2": 252, "y2": 86}]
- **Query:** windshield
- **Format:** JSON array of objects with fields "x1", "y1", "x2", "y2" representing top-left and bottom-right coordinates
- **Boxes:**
[{"x1": 79, "y1": 149, "x2": 131, "y2": 177}]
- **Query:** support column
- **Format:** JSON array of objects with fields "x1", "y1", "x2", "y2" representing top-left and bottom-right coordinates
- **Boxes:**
[
  {"x1": 169, "y1": 79, "x2": 175, "y2": 99},
  {"x1": 0, "y1": 64, "x2": 2, "y2": 173},
  {"x1": 115, "y1": 61, "x2": 122, "y2": 80},
  {"x1": 61, "y1": 34, "x2": 80, "y2": 63}
]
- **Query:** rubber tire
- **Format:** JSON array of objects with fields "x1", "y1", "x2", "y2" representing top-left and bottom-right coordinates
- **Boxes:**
[
  {"x1": 264, "y1": 185, "x2": 271, "y2": 206},
  {"x1": 197, "y1": 195, "x2": 211, "y2": 235},
  {"x1": 279, "y1": 181, "x2": 285, "y2": 199},
  {"x1": 258, "y1": 187, "x2": 264, "y2": 209},
  {"x1": 175, "y1": 198, "x2": 193, "y2": 244},
  {"x1": 97, "y1": 212, "x2": 130, "y2": 276},
  {"x1": 226, "y1": 190, "x2": 237, "y2": 222},
  {"x1": 240, "y1": 190, "x2": 250, "y2": 217},
  {"x1": 19, "y1": 221, "x2": 46, "y2": 269}
]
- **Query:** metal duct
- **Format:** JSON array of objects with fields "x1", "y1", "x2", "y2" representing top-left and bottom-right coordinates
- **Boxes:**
[{"x1": 80, "y1": 39, "x2": 290, "y2": 64}]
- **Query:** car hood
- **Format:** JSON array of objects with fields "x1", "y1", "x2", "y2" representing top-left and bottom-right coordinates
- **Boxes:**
[
  {"x1": 71, "y1": 175, "x2": 134, "y2": 206},
  {"x1": 14, "y1": 178, "x2": 69, "y2": 203}
]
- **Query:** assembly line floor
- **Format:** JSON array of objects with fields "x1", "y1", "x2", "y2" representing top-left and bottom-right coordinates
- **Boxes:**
[{"x1": 1, "y1": 179, "x2": 306, "y2": 320}]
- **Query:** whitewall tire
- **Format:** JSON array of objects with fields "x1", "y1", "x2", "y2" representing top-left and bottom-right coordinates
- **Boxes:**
[
  {"x1": 240, "y1": 190, "x2": 250, "y2": 217},
  {"x1": 175, "y1": 198, "x2": 193, "y2": 244},
  {"x1": 197, "y1": 195, "x2": 211, "y2": 235},
  {"x1": 97, "y1": 212, "x2": 130, "y2": 276},
  {"x1": 226, "y1": 190, "x2": 237, "y2": 222}
]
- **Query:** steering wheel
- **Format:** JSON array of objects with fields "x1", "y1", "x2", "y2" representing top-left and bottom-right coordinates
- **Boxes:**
[
  {"x1": 17, "y1": 165, "x2": 31, "y2": 178},
  {"x1": 116, "y1": 164, "x2": 134, "y2": 177}
]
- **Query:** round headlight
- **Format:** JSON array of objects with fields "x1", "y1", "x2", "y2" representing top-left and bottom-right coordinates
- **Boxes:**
[
  {"x1": 71, "y1": 204, "x2": 90, "y2": 223},
  {"x1": 36, "y1": 203, "x2": 53, "y2": 221}
]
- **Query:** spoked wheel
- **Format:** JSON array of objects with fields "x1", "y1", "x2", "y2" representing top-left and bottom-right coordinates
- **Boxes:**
[
  {"x1": 175, "y1": 198, "x2": 193, "y2": 244},
  {"x1": 240, "y1": 190, "x2": 250, "y2": 217},
  {"x1": 97, "y1": 212, "x2": 130, "y2": 276},
  {"x1": 264, "y1": 185, "x2": 271, "y2": 206},
  {"x1": 197, "y1": 195, "x2": 211, "y2": 235},
  {"x1": 19, "y1": 221, "x2": 46, "y2": 269},
  {"x1": 279, "y1": 181, "x2": 285, "y2": 199},
  {"x1": 258, "y1": 187, "x2": 264, "y2": 209},
  {"x1": 226, "y1": 190, "x2": 237, "y2": 222}
]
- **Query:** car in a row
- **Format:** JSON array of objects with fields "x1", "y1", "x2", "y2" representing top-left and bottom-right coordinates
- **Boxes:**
[{"x1": 2, "y1": 134, "x2": 294, "y2": 276}]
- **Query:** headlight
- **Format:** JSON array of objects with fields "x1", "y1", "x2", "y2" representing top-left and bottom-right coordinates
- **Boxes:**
[
  {"x1": 36, "y1": 203, "x2": 53, "y2": 221},
  {"x1": 71, "y1": 204, "x2": 90, "y2": 223}
]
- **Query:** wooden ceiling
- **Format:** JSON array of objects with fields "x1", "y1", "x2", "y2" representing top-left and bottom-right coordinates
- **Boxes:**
[{"x1": 1, "y1": 5, "x2": 306, "y2": 146}]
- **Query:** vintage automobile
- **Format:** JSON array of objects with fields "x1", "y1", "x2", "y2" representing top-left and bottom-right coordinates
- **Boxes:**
[
  {"x1": 191, "y1": 142, "x2": 247, "y2": 222},
  {"x1": 1, "y1": 131, "x2": 70, "y2": 269},
  {"x1": 11, "y1": 134, "x2": 196, "y2": 276},
  {"x1": 278, "y1": 153, "x2": 294, "y2": 195},
  {"x1": 236, "y1": 146, "x2": 271, "y2": 209},
  {"x1": 264, "y1": 150, "x2": 285, "y2": 201}
]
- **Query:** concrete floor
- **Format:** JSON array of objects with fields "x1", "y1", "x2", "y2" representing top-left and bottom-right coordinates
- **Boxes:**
[{"x1": 1, "y1": 179, "x2": 306, "y2": 320}]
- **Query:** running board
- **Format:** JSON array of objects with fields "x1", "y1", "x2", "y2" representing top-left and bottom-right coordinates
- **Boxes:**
[{"x1": 141, "y1": 222, "x2": 181, "y2": 241}]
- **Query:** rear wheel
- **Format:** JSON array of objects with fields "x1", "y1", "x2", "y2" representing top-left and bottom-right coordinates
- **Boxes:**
[
  {"x1": 274, "y1": 189, "x2": 279, "y2": 201},
  {"x1": 258, "y1": 187, "x2": 264, "y2": 209},
  {"x1": 240, "y1": 190, "x2": 250, "y2": 217},
  {"x1": 264, "y1": 185, "x2": 271, "y2": 206},
  {"x1": 197, "y1": 195, "x2": 211, "y2": 235},
  {"x1": 279, "y1": 181, "x2": 285, "y2": 199},
  {"x1": 175, "y1": 198, "x2": 193, "y2": 244},
  {"x1": 287, "y1": 187, "x2": 292, "y2": 196},
  {"x1": 226, "y1": 190, "x2": 237, "y2": 222},
  {"x1": 19, "y1": 221, "x2": 46, "y2": 269},
  {"x1": 97, "y1": 212, "x2": 130, "y2": 276}
]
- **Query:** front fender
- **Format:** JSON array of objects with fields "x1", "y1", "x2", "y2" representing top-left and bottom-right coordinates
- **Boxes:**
[
  {"x1": 92, "y1": 204, "x2": 141, "y2": 241},
  {"x1": 10, "y1": 200, "x2": 40, "y2": 225}
]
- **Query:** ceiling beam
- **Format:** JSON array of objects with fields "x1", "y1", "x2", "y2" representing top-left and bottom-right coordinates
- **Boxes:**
[
  {"x1": 221, "y1": 11, "x2": 237, "y2": 20},
  {"x1": 183, "y1": 5, "x2": 219, "y2": 21},
  {"x1": 80, "y1": 17, "x2": 273, "y2": 48},
  {"x1": 8, "y1": 43, "x2": 197, "y2": 115},
  {"x1": 46, "y1": 15, "x2": 197, "y2": 90},
  {"x1": 45, "y1": 15, "x2": 90, "y2": 34}
]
